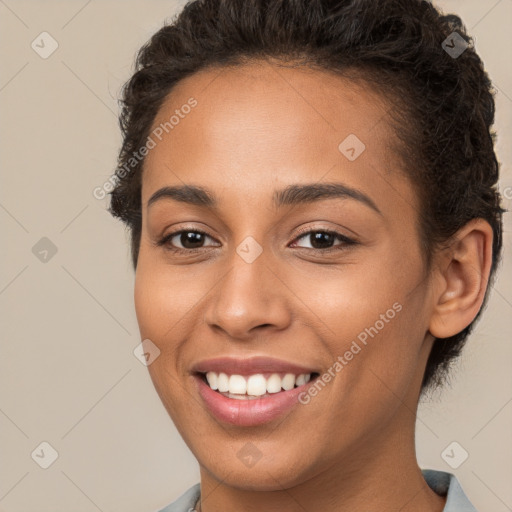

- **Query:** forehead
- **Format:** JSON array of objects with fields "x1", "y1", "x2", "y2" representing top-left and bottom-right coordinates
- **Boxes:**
[{"x1": 141, "y1": 60, "x2": 414, "y2": 214}]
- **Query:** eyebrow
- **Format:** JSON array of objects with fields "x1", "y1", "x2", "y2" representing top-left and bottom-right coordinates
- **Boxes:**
[{"x1": 146, "y1": 182, "x2": 382, "y2": 215}]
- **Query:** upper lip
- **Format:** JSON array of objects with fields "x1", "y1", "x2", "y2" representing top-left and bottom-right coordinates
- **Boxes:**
[{"x1": 191, "y1": 356, "x2": 319, "y2": 376}]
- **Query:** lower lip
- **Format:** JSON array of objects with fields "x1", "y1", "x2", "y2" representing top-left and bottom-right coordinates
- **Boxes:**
[{"x1": 194, "y1": 375, "x2": 316, "y2": 427}]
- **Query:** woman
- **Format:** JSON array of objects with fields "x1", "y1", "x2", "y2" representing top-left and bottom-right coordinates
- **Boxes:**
[{"x1": 108, "y1": 0, "x2": 504, "y2": 510}]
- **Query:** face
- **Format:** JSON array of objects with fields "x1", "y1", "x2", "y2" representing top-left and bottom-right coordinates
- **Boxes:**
[{"x1": 134, "y1": 60, "x2": 437, "y2": 489}]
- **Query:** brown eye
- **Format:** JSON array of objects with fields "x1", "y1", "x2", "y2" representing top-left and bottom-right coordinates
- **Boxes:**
[
  {"x1": 291, "y1": 229, "x2": 356, "y2": 252},
  {"x1": 157, "y1": 229, "x2": 219, "y2": 252},
  {"x1": 175, "y1": 231, "x2": 207, "y2": 249}
]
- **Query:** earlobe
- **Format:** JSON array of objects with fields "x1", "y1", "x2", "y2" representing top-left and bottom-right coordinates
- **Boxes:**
[{"x1": 428, "y1": 219, "x2": 493, "y2": 339}]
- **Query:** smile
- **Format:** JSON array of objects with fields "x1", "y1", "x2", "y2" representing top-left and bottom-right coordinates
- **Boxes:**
[
  {"x1": 202, "y1": 371, "x2": 314, "y2": 399},
  {"x1": 191, "y1": 356, "x2": 321, "y2": 426}
]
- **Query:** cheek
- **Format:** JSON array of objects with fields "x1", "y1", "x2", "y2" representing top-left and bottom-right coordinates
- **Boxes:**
[
  {"x1": 310, "y1": 245, "x2": 427, "y2": 389},
  {"x1": 134, "y1": 266, "x2": 165, "y2": 340},
  {"x1": 133, "y1": 248, "x2": 200, "y2": 340},
  {"x1": 301, "y1": 255, "x2": 403, "y2": 335},
  {"x1": 133, "y1": 259, "x2": 190, "y2": 420}
]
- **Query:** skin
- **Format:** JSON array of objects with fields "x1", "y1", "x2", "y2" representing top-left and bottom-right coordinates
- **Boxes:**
[{"x1": 134, "y1": 59, "x2": 493, "y2": 512}]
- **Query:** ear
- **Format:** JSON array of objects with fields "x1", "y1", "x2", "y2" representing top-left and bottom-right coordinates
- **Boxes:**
[{"x1": 428, "y1": 218, "x2": 494, "y2": 339}]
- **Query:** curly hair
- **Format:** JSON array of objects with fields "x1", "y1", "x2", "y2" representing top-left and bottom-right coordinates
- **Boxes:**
[{"x1": 108, "y1": 0, "x2": 505, "y2": 393}]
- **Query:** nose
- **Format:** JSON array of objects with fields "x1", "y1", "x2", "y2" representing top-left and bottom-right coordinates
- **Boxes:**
[{"x1": 203, "y1": 248, "x2": 292, "y2": 341}]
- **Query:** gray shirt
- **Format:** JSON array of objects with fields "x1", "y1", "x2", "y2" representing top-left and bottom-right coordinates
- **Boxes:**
[{"x1": 156, "y1": 469, "x2": 478, "y2": 511}]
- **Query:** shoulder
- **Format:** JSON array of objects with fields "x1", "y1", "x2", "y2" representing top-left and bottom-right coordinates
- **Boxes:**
[
  {"x1": 422, "y1": 469, "x2": 479, "y2": 512},
  {"x1": 155, "y1": 483, "x2": 201, "y2": 512}
]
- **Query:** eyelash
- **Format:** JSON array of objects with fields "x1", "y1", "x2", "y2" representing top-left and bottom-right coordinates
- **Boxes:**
[{"x1": 156, "y1": 226, "x2": 357, "y2": 255}]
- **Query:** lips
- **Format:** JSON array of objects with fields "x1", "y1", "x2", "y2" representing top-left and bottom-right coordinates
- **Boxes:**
[
  {"x1": 191, "y1": 355, "x2": 319, "y2": 376},
  {"x1": 191, "y1": 356, "x2": 321, "y2": 426}
]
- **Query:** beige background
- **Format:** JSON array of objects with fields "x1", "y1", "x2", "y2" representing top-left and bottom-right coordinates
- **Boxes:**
[{"x1": 0, "y1": 0, "x2": 511, "y2": 510}]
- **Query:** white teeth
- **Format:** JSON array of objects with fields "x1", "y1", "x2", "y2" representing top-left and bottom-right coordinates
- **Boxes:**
[
  {"x1": 228, "y1": 374, "x2": 247, "y2": 394},
  {"x1": 225, "y1": 392, "x2": 261, "y2": 400},
  {"x1": 266, "y1": 373, "x2": 282, "y2": 394},
  {"x1": 203, "y1": 371, "x2": 313, "y2": 396},
  {"x1": 282, "y1": 373, "x2": 296, "y2": 391},
  {"x1": 295, "y1": 374, "x2": 306, "y2": 386},
  {"x1": 247, "y1": 374, "x2": 267, "y2": 396},
  {"x1": 217, "y1": 372, "x2": 229, "y2": 392},
  {"x1": 206, "y1": 371, "x2": 218, "y2": 390}
]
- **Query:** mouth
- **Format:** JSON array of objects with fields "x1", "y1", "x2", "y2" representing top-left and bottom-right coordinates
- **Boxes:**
[
  {"x1": 194, "y1": 370, "x2": 321, "y2": 426},
  {"x1": 191, "y1": 355, "x2": 323, "y2": 426},
  {"x1": 196, "y1": 370, "x2": 321, "y2": 400}
]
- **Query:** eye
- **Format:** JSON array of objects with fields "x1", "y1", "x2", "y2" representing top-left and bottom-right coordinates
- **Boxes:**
[
  {"x1": 290, "y1": 229, "x2": 356, "y2": 252},
  {"x1": 157, "y1": 229, "x2": 219, "y2": 252},
  {"x1": 156, "y1": 227, "x2": 357, "y2": 254}
]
